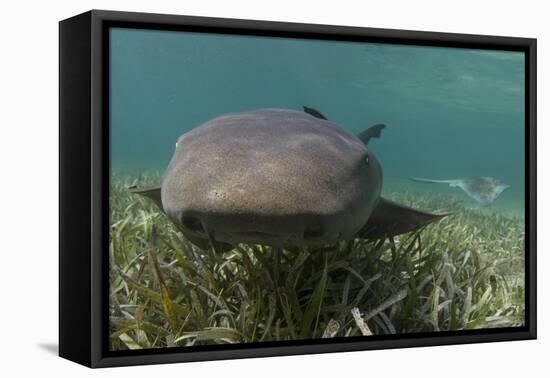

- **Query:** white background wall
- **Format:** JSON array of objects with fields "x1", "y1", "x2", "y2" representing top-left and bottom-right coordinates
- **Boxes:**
[{"x1": 1, "y1": 0, "x2": 546, "y2": 376}]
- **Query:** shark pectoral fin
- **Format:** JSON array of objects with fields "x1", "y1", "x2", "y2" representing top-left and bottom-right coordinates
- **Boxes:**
[
  {"x1": 128, "y1": 184, "x2": 163, "y2": 211},
  {"x1": 303, "y1": 106, "x2": 328, "y2": 120},
  {"x1": 357, "y1": 123, "x2": 386, "y2": 145},
  {"x1": 358, "y1": 197, "x2": 450, "y2": 240}
]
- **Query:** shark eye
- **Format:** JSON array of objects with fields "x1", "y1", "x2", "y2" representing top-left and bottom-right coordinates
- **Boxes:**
[{"x1": 365, "y1": 154, "x2": 370, "y2": 165}]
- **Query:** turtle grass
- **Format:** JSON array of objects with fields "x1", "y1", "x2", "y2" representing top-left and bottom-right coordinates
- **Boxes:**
[{"x1": 109, "y1": 171, "x2": 525, "y2": 350}]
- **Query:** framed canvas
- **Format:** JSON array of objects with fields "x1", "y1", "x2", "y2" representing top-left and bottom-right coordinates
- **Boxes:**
[{"x1": 59, "y1": 10, "x2": 536, "y2": 368}]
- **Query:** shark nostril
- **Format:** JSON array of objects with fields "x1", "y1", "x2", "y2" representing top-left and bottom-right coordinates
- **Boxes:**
[
  {"x1": 182, "y1": 216, "x2": 204, "y2": 233},
  {"x1": 304, "y1": 224, "x2": 324, "y2": 239}
]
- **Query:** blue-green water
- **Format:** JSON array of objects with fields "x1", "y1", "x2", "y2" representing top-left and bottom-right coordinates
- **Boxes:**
[{"x1": 110, "y1": 28, "x2": 525, "y2": 217}]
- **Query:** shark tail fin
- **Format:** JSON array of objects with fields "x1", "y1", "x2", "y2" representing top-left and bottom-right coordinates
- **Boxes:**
[{"x1": 357, "y1": 124, "x2": 386, "y2": 145}]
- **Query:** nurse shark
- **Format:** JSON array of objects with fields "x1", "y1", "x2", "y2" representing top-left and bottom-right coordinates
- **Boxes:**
[{"x1": 129, "y1": 107, "x2": 449, "y2": 251}]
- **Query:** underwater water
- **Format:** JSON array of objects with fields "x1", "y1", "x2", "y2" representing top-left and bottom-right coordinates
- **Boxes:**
[
  {"x1": 110, "y1": 27, "x2": 525, "y2": 218},
  {"x1": 108, "y1": 27, "x2": 527, "y2": 350}
]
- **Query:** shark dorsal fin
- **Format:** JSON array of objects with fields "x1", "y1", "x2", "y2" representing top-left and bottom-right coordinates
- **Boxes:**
[{"x1": 303, "y1": 106, "x2": 328, "y2": 120}]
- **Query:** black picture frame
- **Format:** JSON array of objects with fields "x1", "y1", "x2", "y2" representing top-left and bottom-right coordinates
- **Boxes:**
[{"x1": 59, "y1": 9, "x2": 537, "y2": 368}]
